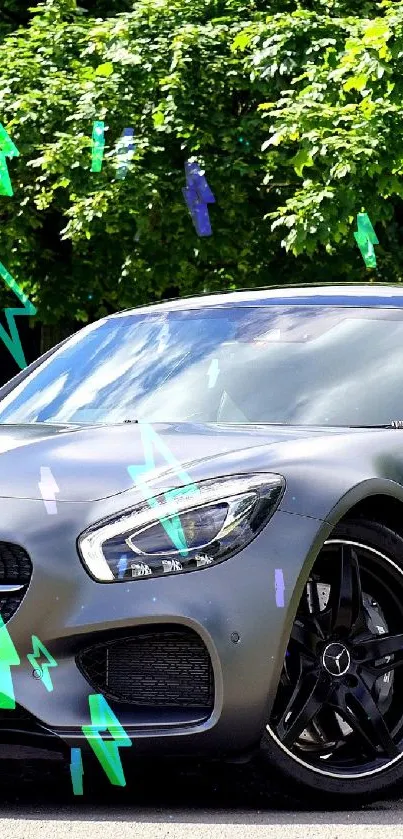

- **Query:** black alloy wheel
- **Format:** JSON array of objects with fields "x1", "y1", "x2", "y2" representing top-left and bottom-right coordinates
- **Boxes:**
[{"x1": 261, "y1": 519, "x2": 403, "y2": 804}]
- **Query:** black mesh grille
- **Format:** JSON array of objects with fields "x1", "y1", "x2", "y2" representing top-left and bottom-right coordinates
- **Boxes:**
[
  {"x1": 77, "y1": 628, "x2": 214, "y2": 709},
  {"x1": 0, "y1": 542, "x2": 32, "y2": 623}
]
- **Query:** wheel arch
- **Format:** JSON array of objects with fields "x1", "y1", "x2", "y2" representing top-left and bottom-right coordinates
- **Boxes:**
[
  {"x1": 325, "y1": 478, "x2": 403, "y2": 537},
  {"x1": 286, "y1": 480, "x2": 403, "y2": 640}
]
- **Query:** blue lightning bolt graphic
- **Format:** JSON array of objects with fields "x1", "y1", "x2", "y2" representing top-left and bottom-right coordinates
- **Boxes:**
[
  {"x1": 82, "y1": 694, "x2": 131, "y2": 786},
  {"x1": 0, "y1": 614, "x2": 20, "y2": 709},
  {"x1": 38, "y1": 466, "x2": 59, "y2": 514},
  {"x1": 182, "y1": 160, "x2": 215, "y2": 237},
  {"x1": 27, "y1": 635, "x2": 58, "y2": 692},
  {"x1": 117, "y1": 554, "x2": 129, "y2": 580},
  {"x1": 128, "y1": 423, "x2": 200, "y2": 556},
  {"x1": 115, "y1": 127, "x2": 135, "y2": 180},
  {"x1": 275, "y1": 568, "x2": 285, "y2": 608},
  {"x1": 70, "y1": 747, "x2": 84, "y2": 795},
  {"x1": 0, "y1": 262, "x2": 37, "y2": 369}
]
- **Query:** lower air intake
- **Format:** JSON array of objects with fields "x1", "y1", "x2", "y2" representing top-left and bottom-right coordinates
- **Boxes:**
[
  {"x1": 77, "y1": 628, "x2": 214, "y2": 709},
  {"x1": 0, "y1": 542, "x2": 32, "y2": 623}
]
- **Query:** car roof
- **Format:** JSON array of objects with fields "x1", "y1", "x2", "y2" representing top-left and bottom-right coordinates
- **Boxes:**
[{"x1": 113, "y1": 283, "x2": 403, "y2": 317}]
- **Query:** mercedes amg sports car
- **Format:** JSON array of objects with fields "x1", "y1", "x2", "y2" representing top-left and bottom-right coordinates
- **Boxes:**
[{"x1": 3, "y1": 284, "x2": 403, "y2": 804}]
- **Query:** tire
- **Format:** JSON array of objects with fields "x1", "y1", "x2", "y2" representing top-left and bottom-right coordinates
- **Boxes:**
[{"x1": 258, "y1": 518, "x2": 403, "y2": 806}]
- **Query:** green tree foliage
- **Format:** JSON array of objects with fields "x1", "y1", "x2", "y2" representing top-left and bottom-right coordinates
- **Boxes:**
[
  {"x1": 238, "y1": 0, "x2": 403, "y2": 284},
  {"x1": 0, "y1": 0, "x2": 402, "y2": 335}
]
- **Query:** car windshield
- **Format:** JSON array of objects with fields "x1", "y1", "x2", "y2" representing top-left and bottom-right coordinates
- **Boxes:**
[{"x1": 0, "y1": 304, "x2": 402, "y2": 427}]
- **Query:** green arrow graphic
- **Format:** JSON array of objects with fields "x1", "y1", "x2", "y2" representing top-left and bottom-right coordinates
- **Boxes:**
[
  {"x1": 0, "y1": 614, "x2": 20, "y2": 709},
  {"x1": 354, "y1": 212, "x2": 379, "y2": 268},
  {"x1": 91, "y1": 120, "x2": 105, "y2": 173},
  {"x1": 0, "y1": 124, "x2": 19, "y2": 197}
]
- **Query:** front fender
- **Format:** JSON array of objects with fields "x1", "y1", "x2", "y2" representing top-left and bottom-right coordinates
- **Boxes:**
[{"x1": 279, "y1": 462, "x2": 403, "y2": 523}]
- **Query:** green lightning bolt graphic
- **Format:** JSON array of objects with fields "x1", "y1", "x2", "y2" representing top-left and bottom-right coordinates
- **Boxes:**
[
  {"x1": 27, "y1": 635, "x2": 58, "y2": 691},
  {"x1": 82, "y1": 694, "x2": 131, "y2": 786},
  {"x1": 0, "y1": 614, "x2": 20, "y2": 709}
]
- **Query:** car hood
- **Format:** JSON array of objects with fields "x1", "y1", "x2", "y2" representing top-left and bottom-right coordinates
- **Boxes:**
[{"x1": 0, "y1": 421, "x2": 373, "y2": 503}]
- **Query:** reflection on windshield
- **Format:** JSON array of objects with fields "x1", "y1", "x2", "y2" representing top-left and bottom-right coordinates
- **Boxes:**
[{"x1": 0, "y1": 305, "x2": 403, "y2": 427}]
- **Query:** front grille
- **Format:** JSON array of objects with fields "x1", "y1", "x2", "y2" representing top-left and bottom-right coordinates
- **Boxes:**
[
  {"x1": 77, "y1": 628, "x2": 215, "y2": 709},
  {"x1": 0, "y1": 542, "x2": 32, "y2": 623},
  {"x1": 0, "y1": 703, "x2": 32, "y2": 723}
]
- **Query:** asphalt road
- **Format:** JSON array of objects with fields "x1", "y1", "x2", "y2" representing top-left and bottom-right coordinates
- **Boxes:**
[{"x1": 2, "y1": 746, "x2": 403, "y2": 839}]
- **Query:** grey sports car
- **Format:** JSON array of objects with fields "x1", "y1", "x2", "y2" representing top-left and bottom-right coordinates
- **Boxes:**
[{"x1": 1, "y1": 283, "x2": 403, "y2": 804}]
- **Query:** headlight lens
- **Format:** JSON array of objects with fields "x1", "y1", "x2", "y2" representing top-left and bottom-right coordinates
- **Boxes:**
[{"x1": 78, "y1": 473, "x2": 285, "y2": 582}]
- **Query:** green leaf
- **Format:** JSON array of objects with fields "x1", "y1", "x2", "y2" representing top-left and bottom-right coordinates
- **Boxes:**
[
  {"x1": 343, "y1": 74, "x2": 368, "y2": 92},
  {"x1": 363, "y1": 20, "x2": 390, "y2": 41},
  {"x1": 290, "y1": 148, "x2": 315, "y2": 178},
  {"x1": 95, "y1": 62, "x2": 114, "y2": 77},
  {"x1": 231, "y1": 32, "x2": 250, "y2": 52},
  {"x1": 152, "y1": 110, "x2": 165, "y2": 127}
]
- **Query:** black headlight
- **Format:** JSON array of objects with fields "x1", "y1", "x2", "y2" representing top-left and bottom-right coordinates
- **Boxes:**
[{"x1": 78, "y1": 473, "x2": 285, "y2": 582}]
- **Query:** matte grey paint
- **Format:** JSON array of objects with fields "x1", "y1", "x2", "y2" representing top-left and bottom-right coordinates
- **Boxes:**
[{"x1": 2, "y1": 284, "x2": 403, "y2": 759}]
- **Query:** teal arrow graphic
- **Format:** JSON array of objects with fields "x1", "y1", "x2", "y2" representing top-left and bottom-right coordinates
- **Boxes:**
[{"x1": 70, "y1": 747, "x2": 84, "y2": 795}]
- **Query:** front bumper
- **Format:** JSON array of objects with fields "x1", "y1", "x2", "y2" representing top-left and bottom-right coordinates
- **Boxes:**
[{"x1": 1, "y1": 495, "x2": 331, "y2": 758}]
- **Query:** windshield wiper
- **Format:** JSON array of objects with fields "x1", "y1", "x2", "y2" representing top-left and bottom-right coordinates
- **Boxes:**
[{"x1": 349, "y1": 422, "x2": 403, "y2": 429}]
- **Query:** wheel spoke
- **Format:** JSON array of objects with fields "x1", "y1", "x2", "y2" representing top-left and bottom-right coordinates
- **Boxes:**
[
  {"x1": 272, "y1": 536, "x2": 403, "y2": 772},
  {"x1": 276, "y1": 670, "x2": 334, "y2": 748},
  {"x1": 289, "y1": 620, "x2": 321, "y2": 658},
  {"x1": 367, "y1": 659, "x2": 403, "y2": 676},
  {"x1": 307, "y1": 580, "x2": 322, "y2": 614},
  {"x1": 329, "y1": 689, "x2": 379, "y2": 758},
  {"x1": 358, "y1": 633, "x2": 403, "y2": 663},
  {"x1": 341, "y1": 678, "x2": 399, "y2": 758},
  {"x1": 356, "y1": 633, "x2": 403, "y2": 675},
  {"x1": 325, "y1": 545, "x2": 364, "y2": 637}
]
